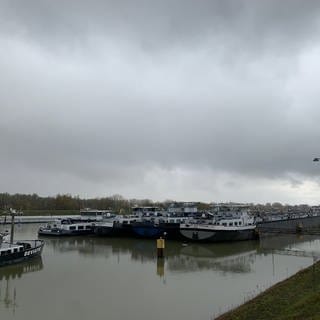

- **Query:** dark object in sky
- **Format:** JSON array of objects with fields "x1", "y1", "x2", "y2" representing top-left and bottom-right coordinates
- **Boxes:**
[{"x1": 313, "y1": 158, "x2": 320, "y2": 162}]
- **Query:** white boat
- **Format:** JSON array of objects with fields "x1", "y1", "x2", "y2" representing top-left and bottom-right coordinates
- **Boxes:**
[
  {"x1": 180, "y1": 207, "x2": 258, "y2": 242},
  {"x1": 38, "y1": 218, "x2": 96, "y2": 236}
]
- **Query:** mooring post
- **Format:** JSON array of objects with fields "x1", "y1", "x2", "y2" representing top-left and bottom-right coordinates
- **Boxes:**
[{"x1": 157, "y1": 237, "x2": 165, "y2": 258}]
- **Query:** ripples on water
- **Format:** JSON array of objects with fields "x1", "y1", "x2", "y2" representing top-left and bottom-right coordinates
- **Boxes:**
[{"x1": 0, "y1": 224, "x2": 319, "y2": 320}]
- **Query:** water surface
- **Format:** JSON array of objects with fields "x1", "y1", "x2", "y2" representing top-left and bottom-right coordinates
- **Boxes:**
[{"x1": 0, "y1": 224, "x2": 319, "y2": 320}]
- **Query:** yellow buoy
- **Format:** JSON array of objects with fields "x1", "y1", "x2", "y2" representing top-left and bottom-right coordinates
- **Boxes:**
[{"x1": 157, "y1": 237, "x2": 165, "y2": 258}]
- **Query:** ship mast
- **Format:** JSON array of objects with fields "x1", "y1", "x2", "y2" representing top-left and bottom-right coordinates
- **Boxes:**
[{"x1": 10, "y1": 208, "x2": 15, "y2": 244}]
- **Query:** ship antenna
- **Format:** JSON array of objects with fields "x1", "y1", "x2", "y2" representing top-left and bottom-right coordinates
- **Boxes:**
[{"x1": 10, "y1": 208, "x2": 15, "y2": 244}]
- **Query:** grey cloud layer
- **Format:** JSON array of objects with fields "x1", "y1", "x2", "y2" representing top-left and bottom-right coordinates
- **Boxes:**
[
  {"x1": 1, "y1": 1, "x2": 320, "y2": 200},
  {"x1": 2, "y1": 0, "x2": 320, "y2": 52}
]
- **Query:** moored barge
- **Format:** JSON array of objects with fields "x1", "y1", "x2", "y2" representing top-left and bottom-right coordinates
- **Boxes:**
[
  {"x1": 180, "y1": 207, "x2": 258, "y2": 243},
  {"x1": 0, "y1": 233, "x2": 44, "y2": 267},
  {"x1": 38, "y1": 218, "x2": 96, "y2": 236}
]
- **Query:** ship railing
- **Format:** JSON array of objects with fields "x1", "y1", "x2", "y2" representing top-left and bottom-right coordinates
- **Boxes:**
[{"x1": 16, "y1": 239, "x2": 44, "y2": 248}]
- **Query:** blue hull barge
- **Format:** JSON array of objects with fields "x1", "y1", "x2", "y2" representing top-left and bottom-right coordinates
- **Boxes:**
[{"x1": 131, "y1": 221, "x2": 184, "y2": 240}]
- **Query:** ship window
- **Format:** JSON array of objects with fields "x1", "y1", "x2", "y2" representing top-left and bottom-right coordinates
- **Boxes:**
[
  {"x1": 229, "y1": 222, "x2": 233, "y2": 226},
  {"x1": 70, "y1": 226, "x2": 76, "y2": 230},
  {"x1": 0, "y1": 251, "x2": 5, "y2": 256},
  {"x1": 222, "y1": 223, "x2": 227, "y2": 226},
  {"x1": 78, "y1": 226, "x2": 84, "y2": 230},
  {"x1": 239, "y1": 222, "x2": 242, "y2": 225},
  {"x1": 85, "y1": 226, "x2": 91, "y2": 229},
  {"x1": 235, "y1": 222, "x2": 238, "y2": 226},
  {"x1": 14, "y1": 248, "x2": 18, "y2": 253}
]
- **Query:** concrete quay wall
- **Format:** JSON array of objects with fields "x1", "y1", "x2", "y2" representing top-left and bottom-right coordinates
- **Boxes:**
[{"x1": 0, "y1": 215, "x2": 81, "y2": 224}]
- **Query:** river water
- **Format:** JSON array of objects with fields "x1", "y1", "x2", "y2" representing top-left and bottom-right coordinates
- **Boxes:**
[{"x1": 0, "y1": 224, "x2": 320, "y2": 320}]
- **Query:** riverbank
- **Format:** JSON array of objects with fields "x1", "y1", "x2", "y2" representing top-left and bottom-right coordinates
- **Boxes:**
[{"x1": 216, "y1": 260, "x2": 320, "y2": 320}]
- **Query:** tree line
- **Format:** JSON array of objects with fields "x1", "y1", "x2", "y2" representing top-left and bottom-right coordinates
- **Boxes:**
[
  {"x1": 1, "y1": 193, "x2": 313, "y2": 216},
  {"x1": 0, "y1": 193, "x2": 163, "y2": 213}
]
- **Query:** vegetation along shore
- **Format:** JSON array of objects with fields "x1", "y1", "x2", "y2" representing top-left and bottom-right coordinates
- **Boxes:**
[
  {"x1": 1, "y1": 193, "x2": 320, "y2": 218},
  {"x1": 216, "y1": 260, "x2": 320, "y2": 320}
]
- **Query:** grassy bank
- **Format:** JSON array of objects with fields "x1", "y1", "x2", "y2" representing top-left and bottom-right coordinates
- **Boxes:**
[{"x1": 216, "y1": 261, "x2": 320, "y2": 320}]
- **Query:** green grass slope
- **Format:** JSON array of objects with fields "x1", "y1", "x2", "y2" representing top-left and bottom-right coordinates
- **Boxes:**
[{"x1": 217, "y1": 261, "x2": 320, "y2": 320}]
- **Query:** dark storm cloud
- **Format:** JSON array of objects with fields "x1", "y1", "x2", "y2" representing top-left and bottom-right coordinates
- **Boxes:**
[
  {"x1": 2, "y1": 0, "x2": 320, "y2": 52},
  {"x1": 1, "y1": 0, "x2": 320, "y2": 202}
]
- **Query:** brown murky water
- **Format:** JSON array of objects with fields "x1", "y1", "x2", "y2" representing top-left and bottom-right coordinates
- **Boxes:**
[{"x1": 0, "y1": 224, "x2": 318, "y2": 320}]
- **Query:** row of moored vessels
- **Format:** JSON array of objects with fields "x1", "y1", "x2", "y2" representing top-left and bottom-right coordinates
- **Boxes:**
[{"x1": 38, "y1": 205, "x2": 258, "y2": 243}]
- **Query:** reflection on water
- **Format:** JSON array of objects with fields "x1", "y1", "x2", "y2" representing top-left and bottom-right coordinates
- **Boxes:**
[
  {"x1": 156, "y1": 258, "x2": 165, "y2": 278},
  {"x1": 43, "y1": 237, "x2": 260, "y2": 274},
  {"x1": 1, "y1": 224, "x2": 320, "y2": 320},
  {"x1": 40, "y1": 233, "x2": 320, "y2": 281},
  {"x1": 259, "y1": 233, "x2": 320, "y2": 258},
  {"x1": 169, "y1": 246, "x2": 257, "y2": 274},
  {"x1": 259, "y1": 233, "x2": 320, "y2": 250},
  {"x1": 0, "y1": 257, "x2": 43, "y2": 281},
  {"x1": 0, "y1": 258, "x2": 43, "y2": 312}
]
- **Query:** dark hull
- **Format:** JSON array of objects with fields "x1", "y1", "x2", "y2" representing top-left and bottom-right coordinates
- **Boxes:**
[
  {"x1": 94, "y1": 226, "x2": 114, "y2": 236},
  {"x1": 180, "y1": 228, "x2": 258, "y2": 243},
  {"x1": 131, "y1": 223, "x2": 182, "y2": 240},
  {"x1": 0, "y1": 240, "x2": 44, "y2": 267},
  {"x1": 94, "y1": 223, "x2": 134, "y2": 237}
]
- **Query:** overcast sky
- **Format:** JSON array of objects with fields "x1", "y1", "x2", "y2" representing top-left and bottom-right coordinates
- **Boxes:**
[{"x1": 2, "y1": 0, "x2": 320, "y2": 204}]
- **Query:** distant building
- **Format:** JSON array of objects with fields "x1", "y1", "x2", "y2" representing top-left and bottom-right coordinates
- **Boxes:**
[
  {"x1": 167, "y1": 202, "x2": 198, "y2": 215},
  {"x1": 132, "y1": 206, "x2": 161, "y2": 216},
  {"x1": 80, "y1": 208, "x2": 113, "y2": 218}
]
